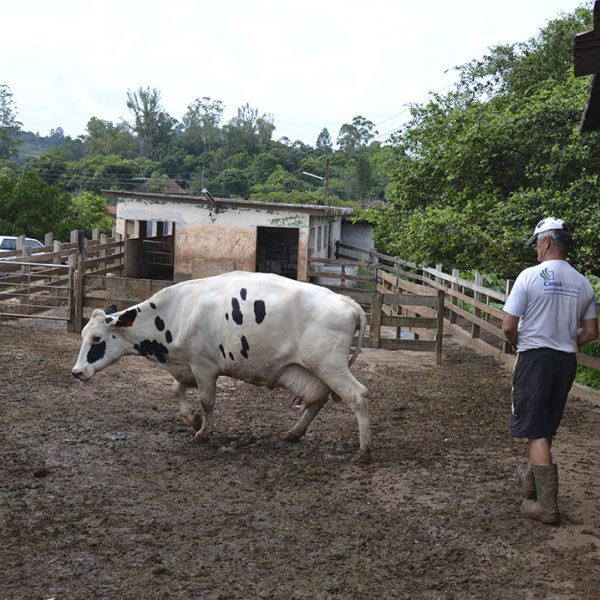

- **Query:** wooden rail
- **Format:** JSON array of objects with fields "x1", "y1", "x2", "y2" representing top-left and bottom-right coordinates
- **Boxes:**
[
  {"x1": 309, "y1": 256, "x2": 445, "y2": 363},
  {"x1": 333, "y1": 241, "x2": 600, "y2": 374}
]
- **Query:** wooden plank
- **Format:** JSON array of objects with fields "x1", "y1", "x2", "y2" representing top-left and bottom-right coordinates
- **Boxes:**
[
  {"x1": 83, "y1": 296, "x2": 140, "y2": 308},
  {"x1": 376, "y1": 338, "x2": 437, "y2": 352},
  {"x1": 422, "y1": 269, "x2": 507, "y2": 302},
  {"x1": 376, "y1": 290, "x2": 439, "y2": 307},
  {"x1": 574, "y1": 30, "x2": 600, "y2": 77},
  {"x1": 381, "y1": 315, "x2": 438, "y2": 328},
  {"x1": 426, "y1": 279, "x2": 505, "y2": 320},
  {"x1": 309, "y1": 256, "x2": 362, "y2": 267},
  {"x1": 306, "y1": 270, "x2": 373, "y2": 283},
  {"x1": 83, "y1": 251, "x2": 125, "y2": 269},
  {"x1": 448, "y1": 303, "x2": 504, "y2": 340},
  {"x1": 577, "y1": 352, "x2": 600, "y2": 370}
]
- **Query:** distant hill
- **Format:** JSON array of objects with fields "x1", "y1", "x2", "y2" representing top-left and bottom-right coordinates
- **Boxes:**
[{"x1": 14, "y1": 128, "x2": 83, "y2": 163}]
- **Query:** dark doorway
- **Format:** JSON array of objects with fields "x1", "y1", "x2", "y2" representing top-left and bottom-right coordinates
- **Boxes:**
[
  {"x1": 142, "y1": 222, "x2": 175, "y2": 280},
  {"x1": 255, "y1": 227, "x2": 299, "y2": 279}
]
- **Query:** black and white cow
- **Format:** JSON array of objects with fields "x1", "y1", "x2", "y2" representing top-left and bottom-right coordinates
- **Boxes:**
[{"x1": 72, "y1": 271, "x2": 372, "y2": 460}]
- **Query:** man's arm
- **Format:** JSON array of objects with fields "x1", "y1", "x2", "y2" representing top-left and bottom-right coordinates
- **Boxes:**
[
  {"x1": 577, "y1": 318, "x2": 599, "y2": 349},
  {"x1": 502, "y1": 313, "x2": 520, "y2": 350}
]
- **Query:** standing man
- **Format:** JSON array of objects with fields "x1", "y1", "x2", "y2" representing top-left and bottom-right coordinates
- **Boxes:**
[{"x1": 502, "y1": 217, "x2": 598, "y2": 524}]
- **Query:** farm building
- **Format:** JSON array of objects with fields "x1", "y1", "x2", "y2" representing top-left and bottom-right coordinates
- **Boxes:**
[{"x1": 102, "y1": 189, "x2": 353, "y2": 282}]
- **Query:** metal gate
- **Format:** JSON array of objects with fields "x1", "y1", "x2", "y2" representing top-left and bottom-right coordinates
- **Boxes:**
[{"x1": 0, "y1": 261, "x2": 73, "y2": 321}]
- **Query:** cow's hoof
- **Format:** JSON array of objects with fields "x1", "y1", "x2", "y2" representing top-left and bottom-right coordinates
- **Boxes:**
[
  {"x1": 191, "y1": 414, "x2": 203, "y2": 433},
  {"x1": 352, "y1": 448, "x2": 372, "y2": 464},
  {"x1": 191, "y1": 431, "x2": 209, "y2": 444},
  {"x1": 281, "y1": 431, "x2": 302, "y2": 443}
]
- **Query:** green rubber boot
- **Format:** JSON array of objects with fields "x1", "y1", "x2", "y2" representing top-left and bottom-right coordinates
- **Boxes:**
[
  {"x1": 516, "y1": 463, "x2": 536, "y2": 499},
  {"x1": 520, "y1": 464, "x2": 560, "y2": 524}
]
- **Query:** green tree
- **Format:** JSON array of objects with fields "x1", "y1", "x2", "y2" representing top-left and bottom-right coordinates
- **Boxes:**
[
  {"x1": 224, "y1": 104, "x2": 275, "y2": 155},
  {"x1": 337, "y1": 116, "x2": 378, "y2": 150},
  {"x1": 0, "y1": 171, "x2": 70, "y2": 239},
  {"x1": 83, "y1": 117, "x2": 138, "y2": 158},
  {"x1": 0, "y1": 84, "x2": 22, "y2": 160},
  {"x1": 379, "y1": 6, "x2": 600, "y2": 277},
  {"x1": 316, "y1": 128, "x2": 333, "y2": 153},
  {"x1": 126, "y1": 86, "x2": 178, "y2": 159},
  {"x1": 180, "y1": 96, "x2": 224, "y2": 154},
  {"x1": 58, "y1": 191, "x2": 114, "y2": 238}
]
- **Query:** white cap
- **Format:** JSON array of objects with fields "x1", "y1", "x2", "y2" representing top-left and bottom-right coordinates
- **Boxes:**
[{"x1": 526, "y1": 217, "x2": 570, "y2": 246}]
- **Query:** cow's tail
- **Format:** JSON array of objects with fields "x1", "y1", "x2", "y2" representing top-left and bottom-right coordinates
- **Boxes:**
[{"x1": 346, "y1": 296, "x2": 367, "y2": 367}]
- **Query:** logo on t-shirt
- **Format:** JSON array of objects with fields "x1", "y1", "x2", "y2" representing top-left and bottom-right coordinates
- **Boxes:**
[{"x1": 540, "y1": 268, "x2": 555, "y2": 280}]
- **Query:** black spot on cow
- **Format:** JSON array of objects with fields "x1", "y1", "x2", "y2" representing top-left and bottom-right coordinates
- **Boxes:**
[
  {"x1": 155, "y1": 316, "x2": 165, "y2": 331},
  {"x1": 231, "y1": 298, "x2": 243, "y2": 325},
  {"x1": 105, "y1": 317, "x2": 113, "y2": 325},
  {"x1": 219, "y1": 344, "x2": 226, "y2": 359},
  {"x1": 137, "y1": 307, "x2": 141, "y2": 312},
  {"x1": 240, "y1": 288, "x2": 247, "y2": 301},
  {"x1": 165, "y1": 330, "x2": 173, "y2": 344},
  {"x1": 134, "y1": 339, "x2": 169, "y2": 363},
  {"x1": 254, "y1": 300, "x2": 266, "y2": 324},
  {"x1": 225, "y1": 313, "x2": 229, "y2": 321},
  {"x1": 228, "y1": 352, "x2": 235, "y2": 361},
  {"x1": 116, "y1": 309, "x2": 138, "y2": 328},
  {"x1": 87, "y1": 340, "x2": 106, "y2": 364},
  {"x1": 150, "y1": 302, "x2": 157, "y2": 309},
  {"x1": 240, "y1": 335, "x2": 250, "y2": 359}
]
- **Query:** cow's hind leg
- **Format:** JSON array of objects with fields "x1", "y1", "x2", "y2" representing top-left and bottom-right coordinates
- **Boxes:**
[
  {"x1": 321, "y1": 371, "x2": 372, "y2": 462},
  {"x1": 190, "y1": 373, "x2": 217, "y2": 443},
  {"x1": 174, "y1": 381, "x2": 202, "y2": 432},
  {"x1": 283, "y1": 395, "x2": 329, "y2": 442}
]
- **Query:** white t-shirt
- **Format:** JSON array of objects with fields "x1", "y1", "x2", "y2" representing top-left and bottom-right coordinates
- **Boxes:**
[{"x1": 503, "y1": 259, "x2": 597, "y2": 353}]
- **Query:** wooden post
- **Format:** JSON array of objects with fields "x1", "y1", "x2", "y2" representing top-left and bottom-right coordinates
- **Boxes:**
[
  {"x1": 436, "y1": 289, "x2": 445, "y2": 364},
  {"x1": 71, "y1": 230, "x2": 86, "y2": 333},
  {"x1": 450, "y1": 268, "x2": 459, "y2": 324},
  {"x1": 471, "y1": 272, "x2": 483, "y2": 339},
  {"x1": 503, "y1": 279, "x2": 514, "y2": 353},
  {"x1": 369, "y1": 291, "x2": 383, "y2": 349}
]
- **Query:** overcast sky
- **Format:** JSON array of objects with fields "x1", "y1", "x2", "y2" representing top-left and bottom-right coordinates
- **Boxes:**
[{"x1": 1, "y1": 0, "x2": 590, "y2": 146}]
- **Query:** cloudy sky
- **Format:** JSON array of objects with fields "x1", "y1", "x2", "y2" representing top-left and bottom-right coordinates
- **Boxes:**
[{"x1": 1, "y1": 0, "x2": 589, "y2": 146}]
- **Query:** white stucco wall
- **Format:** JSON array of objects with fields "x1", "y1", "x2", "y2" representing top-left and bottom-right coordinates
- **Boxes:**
[{"x1": 116, "y1": 199, "x2": 317, "y2": 280}]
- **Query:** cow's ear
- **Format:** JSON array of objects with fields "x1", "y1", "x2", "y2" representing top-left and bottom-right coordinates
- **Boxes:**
[
  {"x1": 105, "y1": 304, "x2": 118, "y2": 315},
  {"x1": 116, "y1": 308, "x2": 138, "y2": 328}
]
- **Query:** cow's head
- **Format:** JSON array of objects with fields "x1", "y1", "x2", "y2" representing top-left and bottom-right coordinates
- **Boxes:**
[{"x1": 72, "y1": 306, "x2": 138, "y2": 381}]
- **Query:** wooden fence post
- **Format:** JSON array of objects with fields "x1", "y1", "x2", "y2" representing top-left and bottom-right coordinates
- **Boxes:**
[
  {"x1": 369, "y1": 291, "x2": 383, "y2": 349},
  {"x1": 436, "y1": 289, "x2": 445, "y2": 364},
  {"x1": 450, "y1": 268, "x2": 459, "y2": 324},
  {"x1": 503, "y1": 279, "x2": 514, "y2": 353},
  {"x1": 72, "y1": 230, "x2": 86, "y2": 333},
  {"x1": 471, "y1": 271, "x2": 483, "y2": 339}
]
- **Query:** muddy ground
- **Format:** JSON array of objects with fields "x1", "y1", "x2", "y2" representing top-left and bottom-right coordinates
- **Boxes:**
[{"x1": 2, "y1": 317, "x2": 600, "y2": 600}]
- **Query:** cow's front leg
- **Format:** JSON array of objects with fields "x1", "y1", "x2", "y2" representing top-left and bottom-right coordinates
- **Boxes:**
[
  {"x1": 191, "y1": 374, "x2": 217, "y2": 443},
  {"x1": 174, "y1": 381, "x2": 202, "y2": 432}
]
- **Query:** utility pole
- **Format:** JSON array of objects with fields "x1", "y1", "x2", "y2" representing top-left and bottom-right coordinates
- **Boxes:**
[{"x1": 302, "y1": 157, "x2": 331, "y2": 206}]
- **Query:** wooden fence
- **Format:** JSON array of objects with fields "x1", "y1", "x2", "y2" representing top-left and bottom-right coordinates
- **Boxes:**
[
  {"x1": 0, "y1": 230, "x2": 125, "y2": 327},
  {"x1": 309, "y1": 256, "x2": 445, "y2": 363},
  {"x1": 334, "y1": 241, "x2": 600, "y2": 375}
]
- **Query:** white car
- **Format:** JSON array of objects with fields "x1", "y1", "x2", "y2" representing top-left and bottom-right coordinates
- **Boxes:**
[{"x1": 0, "y1": 235, "x2": 44, "y2": 252}]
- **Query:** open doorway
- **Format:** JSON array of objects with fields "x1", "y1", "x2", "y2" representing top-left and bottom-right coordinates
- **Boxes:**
[
  {"x1": 142, "y1": 221, "x2": 175, "y2": 280},
  {"x1": 255, "y1": 227, "x2": 299, "y2": 279}
]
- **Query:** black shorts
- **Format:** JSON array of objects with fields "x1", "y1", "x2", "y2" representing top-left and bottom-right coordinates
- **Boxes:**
[{"x1": 509, "y1": 348, "x2": 577, "y2": 439}]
